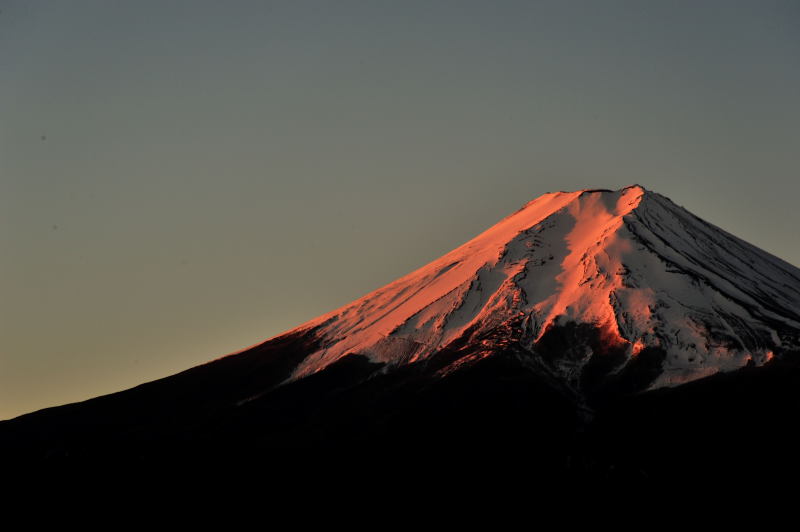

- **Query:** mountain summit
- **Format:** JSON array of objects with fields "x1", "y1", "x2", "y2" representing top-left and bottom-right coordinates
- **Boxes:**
[
  {"x1": 3, "y1": 185, "x2": 800, "y2": 479},
  {"x1": 286, "y1": 185, "x2": 800, "y2": 391}
]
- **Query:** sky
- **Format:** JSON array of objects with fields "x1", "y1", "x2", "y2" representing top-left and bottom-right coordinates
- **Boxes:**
[{"x1": 1, "y1": 0, "x2": 798, "y2": 419}]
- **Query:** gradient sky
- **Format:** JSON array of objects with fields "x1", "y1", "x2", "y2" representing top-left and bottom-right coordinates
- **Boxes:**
[{"x1": 2, "y1": 0, "x2": 798, "y2": 419}]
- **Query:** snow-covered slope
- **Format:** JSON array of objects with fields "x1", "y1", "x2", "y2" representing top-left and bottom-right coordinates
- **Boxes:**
[{"x1": 283, "y1": 185, "x2": 800, "y2": 390}]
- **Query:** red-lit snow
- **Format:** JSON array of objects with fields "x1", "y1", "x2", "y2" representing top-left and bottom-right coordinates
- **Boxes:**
[{"x1": 277, "y1": 185, "x2": 800, "y2": 389}]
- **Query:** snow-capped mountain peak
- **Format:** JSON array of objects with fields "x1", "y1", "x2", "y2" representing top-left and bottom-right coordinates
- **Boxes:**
[{"x1": 284, "y1": 185, "x2": 800, "y2": 390}]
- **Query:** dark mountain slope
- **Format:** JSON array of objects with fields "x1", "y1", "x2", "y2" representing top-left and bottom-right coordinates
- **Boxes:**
[{"x1": 3, "y1": 322, "x2": 800, "y2": 481}]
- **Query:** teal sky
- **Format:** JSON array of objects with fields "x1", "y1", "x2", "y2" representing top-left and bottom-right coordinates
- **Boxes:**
[{"x1": 2, "y1": 0, "x2": 798, "y2": 419}]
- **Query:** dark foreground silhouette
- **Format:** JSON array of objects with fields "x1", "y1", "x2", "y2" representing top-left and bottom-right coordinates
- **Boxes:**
[{"x1": 2, "y1": 325, "x2": 800, "y2": 483}]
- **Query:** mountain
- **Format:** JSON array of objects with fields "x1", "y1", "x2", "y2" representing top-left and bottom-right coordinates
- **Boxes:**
[
  {"x1": 287, "y1": 185, "x2": 800, "y2": 389},
  {"x1": 3, "y1": 185, "x2": 800, "y2": 480}
]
